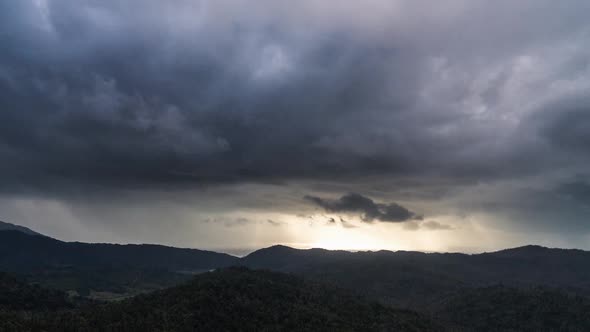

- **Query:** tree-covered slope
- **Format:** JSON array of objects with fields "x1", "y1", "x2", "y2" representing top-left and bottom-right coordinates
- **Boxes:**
[
  {"x1": 0, "y1": 272, "x2": 75, "y2": 311},
  {"x1": 435, "y1": 285, "x2": 590, "y2": 332},
  {"x1": 3, "y1": 266, "x2": 590, "y2": 331},
  {"x1": 240, "y1": 245, "x2": 590, "y2": 308},
  {"x1": 0, "y1": 272, "x2": 81, "y2": 332},
  {"x1": 0, "y1": 268, "x2": 441, "y2": 332}
]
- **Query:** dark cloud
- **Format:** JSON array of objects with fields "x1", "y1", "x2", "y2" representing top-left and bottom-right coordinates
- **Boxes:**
[
  {"x1": 557, "y1": 181, "x2": 590, "y2": 204},
  {"x1": 0, "y1": 0, "x2": 423, "y2": 195},
  {"x1": 2, "y1": 0, "x2": 590, "y2": 245},
  {"x1": 453, "y1": 178, "x2": 590, "y2": 235},
  {"x1": 2, "y1": 0, "x2": 588, "y2": 197},
  {"x1": 539, "y1": 104, "x2": 590, "y2": 154},
  {"x1": 304, "y1": 193, "x2": 420, "y2": 222}
]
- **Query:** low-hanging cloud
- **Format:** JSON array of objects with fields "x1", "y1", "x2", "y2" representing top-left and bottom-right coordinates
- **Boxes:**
[{"x1": 304, "y1": 193, "x2": 421, "y2": 222}]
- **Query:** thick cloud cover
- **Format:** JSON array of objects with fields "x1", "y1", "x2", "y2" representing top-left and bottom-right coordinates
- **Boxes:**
[
  {"x1": 1, "y1": 0, "x2": 589, "y2": 193},
  {"x1": 2, "y1": 0, "x2": 590, "y2": 248}
]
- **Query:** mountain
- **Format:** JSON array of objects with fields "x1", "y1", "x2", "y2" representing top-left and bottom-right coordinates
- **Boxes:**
[
  {"x1": 240, "y1": 244, "x2": 590, "y2": 308},
  {"x1": 3, "y1": 224, "x2": 590, "y2": 331},
  {"x1": 0, "y1": 230, "x2": 237, "y2": 272},
  {"x1": 0, "y1": 268, "x2": 441, "y2": 332},
  {"x1": 0, "y1": 230, "x2": 238, "y2": 298},
  {"x1": 5, "y1": 224, "x2": 590, "y2": 307},
  {"x1": 0, "y1": 221, "x2": 43, "y2": 236},
  {"x1": 241, "y1": 246, "x2": 465, "y2": 308}
]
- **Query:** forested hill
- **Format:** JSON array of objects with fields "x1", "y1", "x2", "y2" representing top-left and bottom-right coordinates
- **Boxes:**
[
  {"x1": 239, "y1": 244, "x2": 590, "y2": 308},
  {"x1": 0, "y1": 268, "x2": 441, "y2": 332},
  {"x1": 3, "y1": 267, "x2": 590, "y2": 331},
  {"x1": 435, "y1": 285, "x2": 590, "y2": 332},
  {"x1": 0, "y1": 272, "x2": 75, "y2": 311}
]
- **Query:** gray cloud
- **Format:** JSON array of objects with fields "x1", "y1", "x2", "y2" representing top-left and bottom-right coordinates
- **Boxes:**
[
  {"x1": 304, "y1": 193, "x2": 420, "y2": 222},
  {"x1": 266, "y1": 219, "x2": 286, "y2": 227},
  {"x1": 2, "y1": 0, "x2": 589, "y2": 197},
  {"x1": 557, "y1": 181, "x2": 590, "y2": 204},
  {"x1": 2, "y1": 0, "x2": 590, "y2": 245},
  {"x1": 403, "y1": 220, "x2": 454, "y2": 231},
  {"x1": 0, "y1": 1, "x2": 420, "y2": 194},
  {"x1": 421, "y1": 221, "x2": 454, "y2": 231},
  {"x1": 538, "y1": 101, "x2": 590, "y2": 154}
]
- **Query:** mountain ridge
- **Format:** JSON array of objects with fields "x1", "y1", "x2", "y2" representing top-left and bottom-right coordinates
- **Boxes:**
[
  {"x1": 242, "y1": 243, "x2": 585, "y2": 260},
  {"x1": 0, "y1": 230, "x2": 238, "y2": 271},
  {"x1": 1, "y1": 219, "x2": 584, "y2": 257},
  {"x1": 3, "y1": 223, "x2": 590, "y2": 308},
  {"x1": 0, "y1": 220, "x2": 44, "y2": 237},
  {"x1": 2, "y1": 225, "x2": 590, "y2": 330},
  {"x1": 2, "y1": 225, "x2": 590, "y2": 268}
]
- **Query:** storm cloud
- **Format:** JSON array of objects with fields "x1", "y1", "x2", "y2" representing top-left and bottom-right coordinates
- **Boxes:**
[
  {"x1": 2, "y1": 0, "x2": 590, "y2": 250},
  {"x1": 304, "y1": 193, "x2": 420, "y2": 222},
  {"x1": 2, "y1": 0, "x2": 590, "y2": 195}
]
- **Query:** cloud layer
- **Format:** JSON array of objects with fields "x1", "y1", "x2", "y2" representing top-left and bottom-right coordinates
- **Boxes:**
[
  {"x1": 1, "y1": 1, "x2": 590, "y2": 248},
  {"x1": 1, "y1": 0, "x2": 589, "y2": 195}
]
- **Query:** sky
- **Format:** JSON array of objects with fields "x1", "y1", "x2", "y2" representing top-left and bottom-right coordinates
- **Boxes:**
[{"x1": 2, "y1": 0, "x2": 590, "y2": 254}]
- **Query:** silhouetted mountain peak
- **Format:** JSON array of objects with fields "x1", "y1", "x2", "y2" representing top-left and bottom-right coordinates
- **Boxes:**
[
  {"x1": 0, "y1": 220, "x2": 44, "y2": 237},
  {"x1": 263, "y1": 244, "x2": 298, "y2": 252},
  {"x1": 495, "y1": 244, "x2": 549, "y2": 253},
  {"x1": 488, "y1": 244, "x2": 587, "y2": 258}
]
